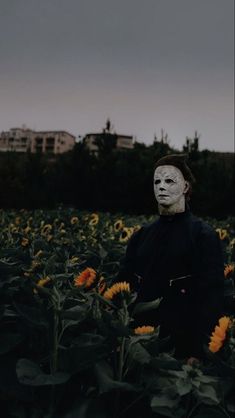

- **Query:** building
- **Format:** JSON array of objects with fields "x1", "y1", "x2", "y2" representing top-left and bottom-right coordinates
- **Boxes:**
[
  {"x1": 31, "y1": 130, "x2": 75, "y2": 154},
  {"x1": 83, "y1": 132, "x2": 134, "y2": 154},
  {"x1": 0, "y1": 127, "x2": 32, "y2": 153},
  {"x1": 0, "y1": 126, "x2": 75, "y2": 154}
]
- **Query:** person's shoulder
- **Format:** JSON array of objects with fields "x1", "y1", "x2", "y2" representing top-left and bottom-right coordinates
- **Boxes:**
[
  {"x1": 140, "y1": 217, "x2": 160, "y2": 234},
  {"x1": 190, "y1": 213, "x2": 218, "y2": 239},
  {"x1": 129, "y1": 217, "x2": 159, "y2": 242}
]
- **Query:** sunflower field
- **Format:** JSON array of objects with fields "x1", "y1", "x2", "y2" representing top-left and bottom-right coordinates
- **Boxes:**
[{"x1": 0, "y1": 208, "x2": 235, "y2": 418}]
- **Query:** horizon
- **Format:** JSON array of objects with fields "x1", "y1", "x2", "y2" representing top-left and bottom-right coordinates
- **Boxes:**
[{"x1": 0, "y1": 0, "x2": 234, "y2": 153}]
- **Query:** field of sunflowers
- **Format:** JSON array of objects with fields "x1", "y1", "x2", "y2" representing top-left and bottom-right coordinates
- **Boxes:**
[{"x1": 0, "y1": 208, "x2": 235, "y2": 418}]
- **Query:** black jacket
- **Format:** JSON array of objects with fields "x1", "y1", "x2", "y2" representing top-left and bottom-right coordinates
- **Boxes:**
[{"x1": 118, "y1": 210, "x2": 225, "y2": 358}]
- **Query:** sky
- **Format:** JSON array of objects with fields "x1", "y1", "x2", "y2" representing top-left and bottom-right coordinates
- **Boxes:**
[{"x1": 0, "y1": 0, "x2": 234, "y2": 152}]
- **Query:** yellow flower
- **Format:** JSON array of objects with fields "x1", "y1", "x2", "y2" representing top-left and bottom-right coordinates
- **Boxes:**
[
  {"x1": 219, "y1": 316, "x2": 232, "y2": 331},
  {"x1": 34, "y1": 276, "x2": 51, "y2": 293},
  {"x1": 21, "y1": 237, "x2": 29, "y2": 247},
  {"x1": 134, "y1": 326, "x2": 155, "y2": 335},
  {"x1": 208, "y1": 316, "x2": 232, "y2": 353},
  {"x1": 89, "y1": 213, "x2": 99, "y2": 226},
  {"x1": 133, "y1": 225, "x2": 141, "y2": 233},
  {"x1": 34, "y1": 250, "x2": 43, "y2": 257},
  {"x1": 15, "y1": 216, "x2": 21, "y2": 225},
  {"x1": 24, "y1": 226, "x2": 31, "y2": 234},
  {"x1": 37, "y1": 276, "x2": 51, "y2": 287},
  {"x1": 41, "y1": 224, "x2": 52, "y2": 235},
  {"x1": 119, "y1": 227, "x2": 134, "y2": 243},
  {"x1": 114, "y1": 219, "x2": 124, "y2": 232},
  {"x1": 70, "y1": 256, "x2": 80, "y2": 264},
  {"x1": 74, "y1": 267, "x2": 97, "y2": 289},
  {"x1": 10, "y1": 225, "x2": 19, "y2": 233},
  {"x1": 71, "y1": 216, "x2": 79, "y2": 225},
  {"x1": 216, "y1": 228, "x2": 228, "y2": 240},
  {"x1": 27, "y1": 216, "x2": 33, "y2": 226},
  {"x1": 103, "y1": 281, "x2": 130, "y2": 300},
  {"x1": 224, "y1": 264, "x2": 234, "y2": 278},
  {"x1": 229, "y1": 238, "x2": 235, "y2": 248}
]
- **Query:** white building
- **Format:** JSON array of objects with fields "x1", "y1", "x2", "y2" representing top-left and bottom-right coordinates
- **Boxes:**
[
  {"x1": 83, "y1": 132, "x2": 134, "y2": 154},
  {"x1": 0, "y1": 127, "x2": 75, "y2": 154}
]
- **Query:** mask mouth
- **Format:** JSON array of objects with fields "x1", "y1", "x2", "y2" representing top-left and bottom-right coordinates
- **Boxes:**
[{"x1": 158, "y1": 194, "x2": 169, "y2": 197}]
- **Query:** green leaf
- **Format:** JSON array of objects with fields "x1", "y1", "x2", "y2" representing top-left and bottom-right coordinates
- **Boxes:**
[
  {"x1": 196, "y1": 383, "x2": 220, "y2": 405},
  {"x1": 61, "y1": 305, "x2": 89, "y2": 321},
  {"x1": 128, "y1": 341, "x2": 151, "y2": 365},
  {"x1": 0, "y1": 333, "x2": 23, "y2": 355},
  {"x1": 16, "y1": 359, "x2": 70, "y2": 386},
  {"x1": 13, "y1": 302, "x2": 48, "y2": 328},
  {"x1": 99, "y1": 245, "x2": 108, "y2": 259},
  {"x1": 132, "y1": 298, "x2": 162, "y2": 316},
  {"x1": 44, "y1": 254, "x2": 58, "y2": 274},
  {"x1": 150, "y1": 353, "x2": 182, "y2": 371},
  {"x1": 175, "y1": 378, "x2": 192, "y2": 396},
  {"x1": 32, "y1": 238, "x2": 50, "y2": 252},
  {"x1": 95, "y1": 361, "x2": 139, "y2": 394},
  {"x1": 151, "y1": 394, "x2": 179, "y2": 416},
  {"x1": 59, "y1": 334, "x2": 109, "y2": 373}
]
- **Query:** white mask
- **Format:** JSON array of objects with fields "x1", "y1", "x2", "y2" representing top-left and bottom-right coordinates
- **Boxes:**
[{"x1": 153, "y1": 165, "x2": 189, "y2": 215}]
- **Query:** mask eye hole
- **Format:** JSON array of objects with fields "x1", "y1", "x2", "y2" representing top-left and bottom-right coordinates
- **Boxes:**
[
  {"x1": 165, "y1": 179, "x2": 174, "y2": 184},
  {"x1": 154, "y1": 179, "x2": 161, "y2": 185}
]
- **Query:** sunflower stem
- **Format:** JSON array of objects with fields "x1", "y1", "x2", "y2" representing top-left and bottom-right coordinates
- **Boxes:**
[{"x1": 114, "y1": 299, "x2": 129, "y2": 417}]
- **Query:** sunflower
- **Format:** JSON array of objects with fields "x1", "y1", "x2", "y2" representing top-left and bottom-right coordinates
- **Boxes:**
[
  {"x1": 230, "y1": 238, "x2": 235, "y2": 248},
  {"x1": 59, "y1": 222, "x2": 65, "y2": 230},
  {"x1": 103, "y1": 281, "x2": 130, "y2": 300},
  {"x1": 71, "y1": 216, "x2": 79, "y2": 225},
  {"x1": 34, "y1": 276, "x2": 51, "y2": 294},
  {"x1": 37, "y1": 276, "x2": 51, "y2": 287},
  {"x1": 89, "y1": 213, "x2": 99, "y2": 226},
  {"x1": 114, "y1": 219, "x2": 124, "y2": 232},
  {"x1": 133, "y1": 224, "x2": 141, "y2": 233},
  {"x1": 21, "y1": 237, "x2": 29, "y2": 247},
  {"x1": 10, "y1": 223, "x2": 18, "y2": 233},
  {"x1": 41, "y1": 224, "x2": 52, "y2": 235},
  {"x1": 119, "y1": 227, "x2": 134, "y2": 243},
  {"x1": 224, "y1": 264, "x2": 234, "y2": 278},
  {"x1": 134, "y1": 325, "x2": 155, "y2": 335},
  {"x1": 70, "y1": 256, "x2": 80, "y2": 264},
  {"x1": 208, "y1": 316, "x2": 232, "y2": 353},
  {"x1": 216, "y1": 228, "x2": 228, "y2": 241},
  {"x1": 35, "y1": 250, "x2": 43, "y2": 258},
  {"x1": 74, "y1": 267, "x2": 97, "y2": 289},
  {"x1": 15, "y1": 216, "x2": 21, "y2": 225},
  {"x1": 24, "y1": 226, "x2": 31, "y2": 234}
]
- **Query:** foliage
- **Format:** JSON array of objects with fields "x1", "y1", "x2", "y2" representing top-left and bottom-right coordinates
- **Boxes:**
[
  {"x1": 0, "y1": 209, "x2": 234, "y2": 417},
  {"x1": 0, "y1": 140, "x2": 234, "y2": 218}
]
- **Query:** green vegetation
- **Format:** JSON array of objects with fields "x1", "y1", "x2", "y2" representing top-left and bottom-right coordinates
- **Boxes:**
[
  {"x1": 0, "y1": 209, "x2": 234, "y2": 417},
  {"x1": 0, "y1": 138, "x2": 234, "y2": 218}
]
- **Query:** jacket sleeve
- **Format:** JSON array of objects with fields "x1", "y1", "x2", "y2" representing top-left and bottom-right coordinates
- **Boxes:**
[{"x1": 193, "y1": 222, "x2": 225, "y2": 352}]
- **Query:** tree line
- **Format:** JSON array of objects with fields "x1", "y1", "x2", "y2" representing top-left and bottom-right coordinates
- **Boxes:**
[{"x1": 0, "y1": 137, "x2": 234, "y2": 219}]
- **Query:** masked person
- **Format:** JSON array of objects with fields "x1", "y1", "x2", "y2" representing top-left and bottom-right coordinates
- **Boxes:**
[{"x1": 119, "y1": 154, "x2": 224, "y2": 359}]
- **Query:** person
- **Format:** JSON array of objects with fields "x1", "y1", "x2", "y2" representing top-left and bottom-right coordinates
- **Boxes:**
[{"x1": 118, "y1": 154, "x2": 225, "y2": 359}]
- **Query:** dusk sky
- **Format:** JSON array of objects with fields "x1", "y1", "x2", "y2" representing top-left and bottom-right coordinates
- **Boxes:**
[{"x1": 0, "y1": 0, "x2": 234, "y2": 152}]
